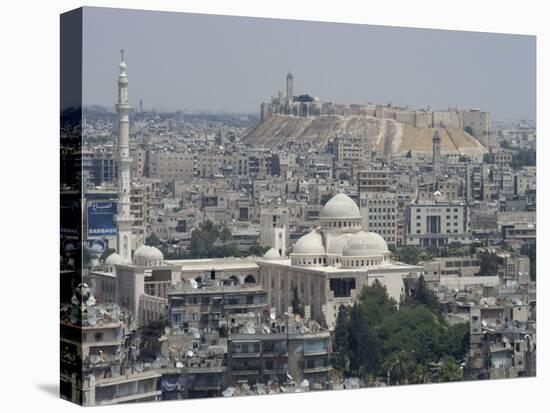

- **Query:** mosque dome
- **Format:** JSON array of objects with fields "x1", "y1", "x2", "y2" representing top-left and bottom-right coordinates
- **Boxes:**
[
  {"x1": 327, "y1": 233, "x2": 354, "y2": 255},
  {"x1": 104, "y1": 252, "x2": 127, "y2": 266},
  {"x1": 133, "y1": 245, "x2": 164, "y2": 266},
  {"x1": 293, "y1": 230, "x2": 325, "y2": 255},
  {"x1": 342, "y1": 231, "x2": 389, "y2": 257},
  {"x1": 263, "y1": 247, "x2": 281, "y2": 260},
  {"x1": 320, "y1": 193, "x2": 361, "y2": 219}
]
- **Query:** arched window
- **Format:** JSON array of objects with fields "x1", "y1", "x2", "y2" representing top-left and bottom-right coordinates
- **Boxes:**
[{"x1": 244, "y1": 275, "x2": 256, "y2": 284}]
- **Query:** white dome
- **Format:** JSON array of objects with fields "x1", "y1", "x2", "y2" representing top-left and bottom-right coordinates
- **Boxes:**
[
  {"x1": 320, "y1": 193, "x2": 361, "y2": 219},
  {"x1": 293, "y1": 231, "x2": 325, "y2": 255},
  {"x1": 133, "y1": 245, "x2": 164, "y2": 266},
  {"x1": 263, "y1": 247, "x2": 281, "y2": 259},
  {"x1": 343, "y1": 231, "x2": 389, "y2": 257},
  {"x1": 327, "y1": 233, "x2": 354, "y2": 255},
  {"x1": 104, "y1": 252, "x2": 127, "y2": 265}
]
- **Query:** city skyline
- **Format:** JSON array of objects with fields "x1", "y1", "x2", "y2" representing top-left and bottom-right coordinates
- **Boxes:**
[{"x1": 82, "y1": 7, "x2": 536, "y2": 121}]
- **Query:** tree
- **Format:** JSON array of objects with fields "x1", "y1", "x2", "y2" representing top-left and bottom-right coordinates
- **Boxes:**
[
  {"x1": 521, "y1": 242, "x2": 536, "y2": 281},
  {"x1": 295, "y1": 94, "x2": 314, "y2": 102},
  {"x1": 100, "y1": 247, "x2": 115, "y2": 262},
  {"x1": 478, "y1": 251, "x2": 499, "y2": 276},
  {"x1": 248, "y1": 243, "x2": 269, "y2": 256},
  {"x1": 145, "y1": 233, "x2": 161, "y2": 246},
  {"x1": 331, "y1": 306, "x2": 350, "y2": 372},
  {"x1": 411, "y1": 275, "x2": 440, "y2": 312},
  {"x1": 321, "y1": 193, "x2": 333, "y2": 206},
  {"x1": 291, "y1": 286, "x2": 305, "y2": 318},
  {"x1": 383, "y1": 352, "x2": 415, "y2": 385},
  {"x1": 348, "y1": 303, "x2": 382, "y2": 377},
  {"x1": 435, "y1": 356, "x2": 463, "y2": 382}
]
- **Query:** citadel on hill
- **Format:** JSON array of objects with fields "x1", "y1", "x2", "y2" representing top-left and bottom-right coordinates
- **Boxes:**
[{"x1": 246, "y1": 73, "x2": 489, "y2": 160}]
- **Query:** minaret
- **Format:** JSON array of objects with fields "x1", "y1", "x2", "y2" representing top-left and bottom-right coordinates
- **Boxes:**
[
  {"x1": 432, "y1": 130, "x2": 442, "y2": 180},
  {"x1": 286, "y1": 72, "x2": 294, "y2": 102},
  {"x1": 114, "y1": 49, "x2": 134, "y2": 262}
]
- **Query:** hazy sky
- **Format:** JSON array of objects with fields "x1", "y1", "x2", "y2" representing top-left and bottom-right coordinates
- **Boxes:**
[{"x1": 82, "y1": 7, "x2": 536, "y2": 121}]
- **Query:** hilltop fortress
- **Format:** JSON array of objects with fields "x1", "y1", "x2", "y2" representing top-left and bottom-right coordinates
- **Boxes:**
[{"x1": 245, "y1": 73, "x2": 489, "y2": 160}]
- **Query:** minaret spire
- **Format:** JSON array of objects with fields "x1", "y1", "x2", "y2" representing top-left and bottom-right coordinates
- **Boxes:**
[{"x1": 114, "y1": 49, "x2": 134, "y2": 262}]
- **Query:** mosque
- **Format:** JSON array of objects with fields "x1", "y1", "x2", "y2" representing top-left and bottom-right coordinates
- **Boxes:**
[
  {"x1": 256, "y1": 192, "x2": 423, "y2": 329},
  {"x1": 97, "y1": 55, "x2": 422, "y2": 332}
]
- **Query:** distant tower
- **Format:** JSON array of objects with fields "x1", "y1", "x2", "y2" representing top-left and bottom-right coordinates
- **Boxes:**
[
  {"x1": 114, "y1": 49, "x2": 134, "y2": 262},
  {"x1": 139, "y1": 98, "x2": 143, "y2": 113},
  {"x1": 286, "y1": 72, "x2": 294, "y2": 102},
  {"x1": 432, "y1": 130, "x2": 442, "y2": 179}
]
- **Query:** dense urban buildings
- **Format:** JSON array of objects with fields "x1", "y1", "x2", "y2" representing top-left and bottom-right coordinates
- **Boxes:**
[{"x1": 62, "y1": 48, "x2": 536, "y2": 404}]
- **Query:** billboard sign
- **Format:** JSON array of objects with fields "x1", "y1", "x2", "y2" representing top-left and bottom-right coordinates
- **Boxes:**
[{"x1": 87, "y1": 201, "x2": 117, "y2": 237}]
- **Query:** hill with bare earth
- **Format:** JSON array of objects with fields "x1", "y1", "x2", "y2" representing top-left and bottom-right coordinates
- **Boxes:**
[{"x1": 242, "y1": 114, "x2": 487, "y2": 159}]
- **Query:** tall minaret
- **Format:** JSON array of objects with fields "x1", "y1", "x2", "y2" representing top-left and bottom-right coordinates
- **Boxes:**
[
  {"x1": 286, "y1": 72, "x2": 294, "y2": 102},
  {"x1": 432, "y1": 130, "x2": 442, "y2": 180},
  {"x1": 114, "y1": 49, "x2": 134, "y2": 262}
]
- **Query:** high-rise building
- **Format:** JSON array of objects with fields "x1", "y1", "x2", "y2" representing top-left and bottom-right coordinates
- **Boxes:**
[{"x1": 114, "y1": 50, "x2": 134, "y2": 262}]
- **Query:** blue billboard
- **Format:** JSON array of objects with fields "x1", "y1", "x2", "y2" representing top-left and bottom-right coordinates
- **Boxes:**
[{"x1": 87, "y1": 201, "x2": 117, "y2": 237}]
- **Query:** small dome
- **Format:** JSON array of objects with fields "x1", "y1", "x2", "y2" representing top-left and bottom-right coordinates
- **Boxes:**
[
  {"x1": 133, "y1": 245, "x2": 164, "y2": 266},
  {"x1": 327, "y1": 233, "x2": 354, "y2": 255},
  {"x1": 104, "y1": 252, "x2": 127, "y2": 265},
  {"x1": 320, "y1": 193, "x2": 361, "y2": 219},
  {"x1": 343, "y1": 231, "x2": 389, "y2": 257},
  {"x1": 263, "y1": 247, "x2": 281, "y2": 259},
  {"x1": 293, "y1": 231, "x2": 325, "y2": 255},
  {"x1": 119, "y1": 61, "x2": 127, "y2": 71}
]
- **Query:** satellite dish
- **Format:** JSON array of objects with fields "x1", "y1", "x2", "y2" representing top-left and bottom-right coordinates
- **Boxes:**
[
  {"x1": 300, "y1": 379, "x2": 309, "y2": 388},
  {"x1": 247, "y1": 326, "x2": 255, "y2": 334},
  {"x1": 90, "y1": 355, "x2": 101, "y2": 364},
  {"x1": 270, "y1": 312, "x2": 276, "y2": 320},
  {"x1": 186, "y1": 350, "x2": 194, "y2": 358},
  {"x1": 175, "y1": 361, "x2": 184, "y2": 368},
  {"x1": 223, "y1": 387, "x2": 235, "y2": 397},
  {"x1": 189, "y1": 279, "x2": 198, "y2": 289}
]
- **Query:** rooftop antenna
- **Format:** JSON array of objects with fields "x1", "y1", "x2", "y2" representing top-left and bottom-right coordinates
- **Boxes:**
[{"x1": 120, "y1": 48, "x2": 125, "y2": 62}]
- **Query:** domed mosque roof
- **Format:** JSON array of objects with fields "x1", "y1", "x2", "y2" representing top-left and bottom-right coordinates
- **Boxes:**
[
  {"x1": 327, "y1": 233, "x2": 354, "y2": 255},
  {"x1": 133, "y1": 245, "x2": 164, "y2": 266},
  {"x1": 263, "y1": 247, "x2": 281, "y2": 260},
  {"x1": 293, "y1": 230, "x2": 325, "y2": 255},
  {"x1": 343, "y1": 231, "x2": 389, "y2": 257},
  {"x1": 320, "y1": 193, "x2": 361, "y2": 219},
  {"x1": 104, "y1": 252, "x2": 127, "y2": 265}
]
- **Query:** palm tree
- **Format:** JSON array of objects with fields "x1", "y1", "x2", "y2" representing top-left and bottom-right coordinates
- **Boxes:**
[{"x1": 383, "y1": 352, "x2": 414, "y2": 385}]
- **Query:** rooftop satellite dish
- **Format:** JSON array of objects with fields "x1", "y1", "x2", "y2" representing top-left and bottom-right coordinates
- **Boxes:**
[
  {"x1": 193, "y1": 332, "x2": 200, "y2": 339},
  {"x1": 186, "y1": 350, "x2": 194, "y2": 358},
  {"x1": 189, "y1": 279, "x2": 198, "y2": 289},
  {"x1": 175, "y1": 361, "x2": 184, "y2": 368},
  {"x1": 222, "y1": 387, "x2": 235, "y2": 397},
  {"x1": 246, "y1": 326, "x2": 255, "y2": 334},
  {"x1": 90, "y1": 355, "x2": 101, "y2": 364},
  {"x1": 270, "y1": 312, "x2": 276, "y2": 320},
  {"x1": 300, "y1": 379, "x2": 309, "y2": 388}
]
